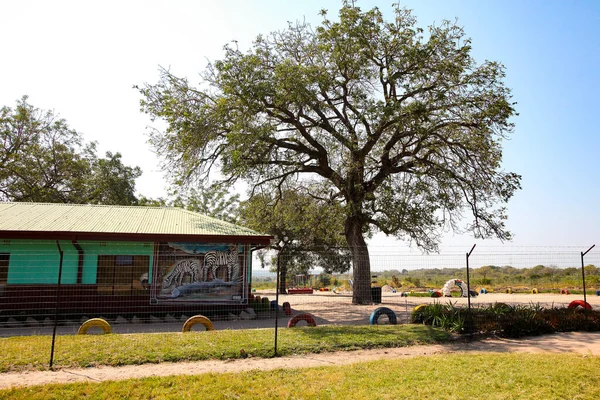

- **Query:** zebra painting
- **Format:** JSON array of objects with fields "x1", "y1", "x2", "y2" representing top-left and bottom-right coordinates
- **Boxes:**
[
  {"x1": 201, "y1": 245, "x2": 239, "y2": 282},
  {"x1": 162, "y1": 259, "x2": 201, "y2": 288}
]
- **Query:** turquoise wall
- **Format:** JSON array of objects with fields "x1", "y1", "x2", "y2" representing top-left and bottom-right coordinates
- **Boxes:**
[
  {"x1": 0, "y1": 240, "x2": 154, "y2": 284},
  {"x1": 78, "y1": 241, "x2": 154, "y2": 284}
]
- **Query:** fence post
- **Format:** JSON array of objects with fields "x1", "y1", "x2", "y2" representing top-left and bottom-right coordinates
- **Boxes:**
[
  {"x1": 274, "y1": 248, "x2": 281, "y2": 357},
  {"x1": 581, "y1": 245, "x2": 595, "y2": 315},
  {"x1": 465, "y1": 244, "x2": 476, "y2": 334},
  {"x1": 50, "y1": 240, "x2": 65, "y2": 369}
]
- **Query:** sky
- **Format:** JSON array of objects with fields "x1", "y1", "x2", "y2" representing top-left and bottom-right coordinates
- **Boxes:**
[{"x1": 1, "y1": 0, "x2": 599, "y2": 256}]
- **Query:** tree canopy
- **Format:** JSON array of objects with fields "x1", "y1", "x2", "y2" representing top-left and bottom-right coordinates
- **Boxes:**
[
  {"x1": 240, "y1": 189, "x2": 350, "y2": 293},
  {"x1": 138, "y1": 4, "x2": 521, "y2": 303},
  {"x1": 1, "y1": 96, "x2": 141, "y2": 205},
  {"x1": 139, "y1": 184, "x2": 241, "y2": 224}
]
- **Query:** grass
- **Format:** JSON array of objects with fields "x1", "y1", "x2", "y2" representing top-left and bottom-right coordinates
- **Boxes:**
[
  {"x1": 2, "y1": 353, "x2": 599, "y2": 399},
  {"x1": 0, "y1": 325, "x2": 452, "y2": 373}
]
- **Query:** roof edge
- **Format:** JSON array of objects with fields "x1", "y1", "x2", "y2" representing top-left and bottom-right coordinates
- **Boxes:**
[{"x1": 0, "y1": 230, "x2": 273, "y2": 245}]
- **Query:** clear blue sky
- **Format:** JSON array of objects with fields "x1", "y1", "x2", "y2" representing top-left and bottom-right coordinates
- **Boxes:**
[{"x1": 1, "y1": 0, "x2": 598, "y2": 250}]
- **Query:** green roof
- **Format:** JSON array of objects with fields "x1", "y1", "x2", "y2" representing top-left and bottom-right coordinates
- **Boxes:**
[{"x1": 0, "y1": 202, "x2": 270, "y2": 244}]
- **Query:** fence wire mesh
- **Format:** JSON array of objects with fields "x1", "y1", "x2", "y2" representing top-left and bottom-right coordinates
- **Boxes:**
[{"x1": 1, "y1": 241, "x2": 598, "y2": 363}]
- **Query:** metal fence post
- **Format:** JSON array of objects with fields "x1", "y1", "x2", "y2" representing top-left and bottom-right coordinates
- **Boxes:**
[
  {"x1": 274, "y1": 250, "x2": 281, "y2": 357},
  {"x1": 50, "y1": 240, "x2": 65, "y2": 369},
  {"x1": 465, "y1": 244, "x2": 476, "y2": 334},
  {"x1": 581, "y1": 245, "x2": 595, "y2": 315}
]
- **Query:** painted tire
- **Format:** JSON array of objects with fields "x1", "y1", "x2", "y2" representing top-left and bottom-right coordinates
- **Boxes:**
[
  {"x1": 480, "y1": 288, "x2": 487, "y2": 294},
  {"x1": 532, "y1": 288, "x2": 539, "y2": 294},
  {"x1": 401, "y1": 292, "x2": 408, "y2": 297},
  {"x1": 568, "y1": 300, "x2": 592, "y2": 310},
  {"x1": 332, "y1": 287, "x2": 341, "y2": 294},
  {"x1": 369, "y1": 307, "x2": 397, "y2": 325},
  {"x1": 430, "y1": 291, "x2": 442, "y2": 298},
  {"x1": 182, "y1": 315, "x2": 214, "y2": 332},
  {"x1": 596, "y1": 290, "x2": 600, "y2": 296},
  {"x1": 413, "y1": 304, "x2": 429, "y2": 313},
  {"x1": 560, "y1": 289, "x2": 570, "y2": 295},
  {"x1": 282, "y1": 301, "x2": 292, "y2": 316},
  {"x1": 506, "y1": 288, "x2": 513, "y2": 294},
  {"x1": 78, "y1": 318, "x2": 112, "y2": 335},
  {"x1": 287, "y1": 313, "x2": 317, "y2": 328}
]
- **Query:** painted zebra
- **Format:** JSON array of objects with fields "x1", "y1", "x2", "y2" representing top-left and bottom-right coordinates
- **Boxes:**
[
  {"x1": 226, "y1": 245, "x2": 239, "y2": 282},
  {"x1": 202, "y1": 245, "x2": 239, "y2": 282},
  {"x1": 162, "y1": 259, "x2": 200, "y2": 288}
]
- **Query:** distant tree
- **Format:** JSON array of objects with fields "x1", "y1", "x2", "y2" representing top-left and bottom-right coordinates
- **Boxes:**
[
  {"x1": 239, "y1": 189, "x2": 350, "y2": 293},
  {"x1": 86, "y1": 150, "x2": 142, "y2": 205},
  {"x1": 584, "y1": 264, "x2": 598, "y2": 276},
  {"x1": 138, "y1": 4, "x2": 520, "y2": 303},
  {"x1": 0, "y1": 96, "x2": 141, "y2": 204},
  {"x1": 477, "y1": 265, "x2": 495, "y2": 285},
  {"x1": 139, "y1": 184, "x2": 240, "y2": 224}
]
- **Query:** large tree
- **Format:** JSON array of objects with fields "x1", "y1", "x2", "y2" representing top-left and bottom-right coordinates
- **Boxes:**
[
  {"x1": 0, "y1": 96, "x2": 141, "y2": 204},
  {"x1": 138, "y1": 5, "x2": 521, "y2": 304},
  {"x1": 240, "y1": 189, "x2": 350, "y2": 293}
]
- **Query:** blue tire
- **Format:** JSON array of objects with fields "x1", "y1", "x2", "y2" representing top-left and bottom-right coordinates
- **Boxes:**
[
  {"x1": 370, "y1": 307, "x2": 397, "y2": 325},
  {"x1": 596, "y1": 290, "x2": 600, "y2": 296}
]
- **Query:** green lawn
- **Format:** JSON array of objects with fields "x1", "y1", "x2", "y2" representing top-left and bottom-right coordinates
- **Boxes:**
[
  {"x1": 2, "y1": 353, "x2": 599, "y2": 399},
  {"x1": 0, "y1": 325, "x2": 452, "y2": 372}
]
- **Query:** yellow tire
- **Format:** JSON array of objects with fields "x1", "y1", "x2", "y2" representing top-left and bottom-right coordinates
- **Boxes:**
[
  {"x1": 182, "y1": 315, "x2": 214, "y2": 332},
  {"x1": 413, "y1": 304, "x2": 429, "y2": 313},
  {"x1": 532, "y1": 288, "x2": 539, "y2": 294},
  {"x1": 78, "y1": 318, "x2": 112, "y2": 335}
]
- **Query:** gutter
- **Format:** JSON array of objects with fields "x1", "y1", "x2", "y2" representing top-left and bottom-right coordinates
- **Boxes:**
[{"x1": 72, "y1": 240, "x2": 84, "y2": 284}]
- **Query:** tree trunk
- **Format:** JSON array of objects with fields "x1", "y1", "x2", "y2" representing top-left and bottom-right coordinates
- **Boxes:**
[
  {"x1": 345, "y1": 216, "x2": 372, "y2": 304},
  {"x1": 278, "y1": 254, "x2": 288, "y2": 295}
]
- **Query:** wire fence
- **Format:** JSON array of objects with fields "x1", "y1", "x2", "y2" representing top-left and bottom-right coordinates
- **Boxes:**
[{"x1": 1, "y1": 241, "x2": 598, "y2": 365}]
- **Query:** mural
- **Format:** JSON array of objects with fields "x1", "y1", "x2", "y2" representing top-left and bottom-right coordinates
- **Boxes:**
[{"x1": 151, "y1": 242, "x2": 246, "y2": 304}]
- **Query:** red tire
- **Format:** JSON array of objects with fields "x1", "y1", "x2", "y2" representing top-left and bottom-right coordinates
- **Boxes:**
[
  {"x1": 568, "y1": 300, "x2": 592, "y2": 310},
  {"x1": 287, "y1": 313, "x2": 317, "y2": 328}
]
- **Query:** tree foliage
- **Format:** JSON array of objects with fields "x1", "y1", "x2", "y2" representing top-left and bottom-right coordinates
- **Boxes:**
[
  {"x1": 139, "y1": 184, "x2": 241, "y2": 224},
  {"x1": 240, "y1": 189, "x2": 350, "y2": 292},
  {"x1": 138, "y1": 4, "x2": 521, "y2": 303},
  {"x1": 1, "y1": 96, "x2": 141, "y2": 205}
]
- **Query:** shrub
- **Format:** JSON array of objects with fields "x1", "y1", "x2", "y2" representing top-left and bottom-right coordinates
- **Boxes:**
[{"x1": 412, "y1": 302, "x2": 600, "y2": 338}]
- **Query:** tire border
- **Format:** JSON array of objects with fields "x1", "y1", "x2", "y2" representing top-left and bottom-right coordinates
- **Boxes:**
[
  {"x1": 369, "y1": 307, "x2": 398, "y2": 325},
  {"x1": 78, "y1": 318, "x2": 112, "y2": 335},
  {"x1": 182, "y1": 315, "x2": 214, "y2": 332},
  {"x1": 568, "y1": 300, "x2": 592, "y2": 310},
  {"x1": 287, "y1": 313, "x2": 317, "y2": 328}
]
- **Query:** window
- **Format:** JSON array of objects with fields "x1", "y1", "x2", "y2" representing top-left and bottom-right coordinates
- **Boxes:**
[
  {"x1": 97, "y1": 255, "x2": 149, "y2": 295},
  {"x1": 0, "y1": 253, "x2": 9, "y2": 284}
]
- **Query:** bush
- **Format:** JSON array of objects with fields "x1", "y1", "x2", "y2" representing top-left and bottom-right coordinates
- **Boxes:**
[{"x1": 412, "y1": 302, "x2": 600, "y2": 338}]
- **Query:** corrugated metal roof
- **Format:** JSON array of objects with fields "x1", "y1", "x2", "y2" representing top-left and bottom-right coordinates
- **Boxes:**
[{"x1": 0, "y1": 202, "x2": 267, "y2": 239}]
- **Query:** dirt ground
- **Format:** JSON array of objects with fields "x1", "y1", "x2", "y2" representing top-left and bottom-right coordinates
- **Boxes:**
[{"x1": 1, "y1": 331, "x2": 599, "y2": 389}]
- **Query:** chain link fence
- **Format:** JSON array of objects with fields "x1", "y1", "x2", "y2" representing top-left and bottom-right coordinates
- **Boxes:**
[{"x1": 1, "y1": 242, "x2": 598, "y2": 364}]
